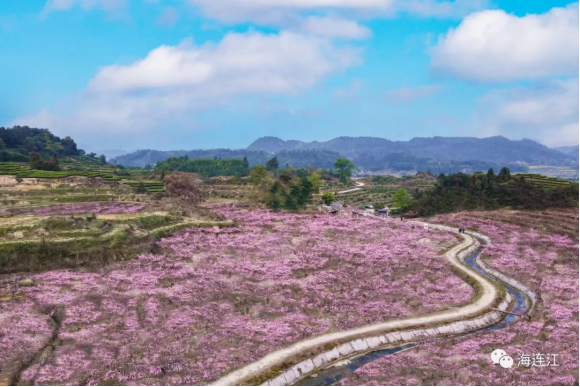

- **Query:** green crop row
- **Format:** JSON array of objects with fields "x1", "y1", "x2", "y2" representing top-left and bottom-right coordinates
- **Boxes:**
[
  {"x1": 0, "y1": 163, "x2": 123, "y2": 180},
  {"x1": 516, "y1": 173, "x2": 575, "y2": 189},
  {"x1": 0, "y1": 163, "x2": 167, "y2": 193},
  {"x1": 123, "y1": 181, "x2": 166, "y2": 193}
]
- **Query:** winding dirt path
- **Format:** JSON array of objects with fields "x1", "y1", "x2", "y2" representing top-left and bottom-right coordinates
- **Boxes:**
[
  {"x1": 211, "y1": 228, "x2": 498, "y2": 386},
  {"x1": 334, "y1": 180, "x2": 365, "y2": 195}
]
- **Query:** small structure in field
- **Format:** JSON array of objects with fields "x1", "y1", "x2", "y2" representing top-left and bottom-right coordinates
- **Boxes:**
[
  {"x1": 329, "y1": 201, "x2": 343, "y2": 215},
  {"x1": 377, "y1": 208, "x2": 390, "y2": 218}
]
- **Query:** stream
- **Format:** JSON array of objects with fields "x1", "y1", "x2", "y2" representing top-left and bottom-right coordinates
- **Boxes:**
[{"x1": 296, "y1": 248, "x2": 530, "y2": 386}]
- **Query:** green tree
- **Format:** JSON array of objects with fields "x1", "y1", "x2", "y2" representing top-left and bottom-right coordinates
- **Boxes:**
[
  {"x1": 155, "y1": 156, "x2": 250, "y2": 177},
  {"x1": 250, "y1": 165, "x2": 268, "y2": 185},
  {"x1": 268, "y1": 182, "x2": 283, "y2": 211},
  {"x1": 99, "y1": 154, "x2": 107, "y2": 165},
  {"x1": 296, "y1": 178, "x2": 313, "y2": 207},
  {"x1": 266, "y1": 156, "x2": 279, "y2": 172},
  {"x1": 498, "y1": 167, "x2": 512, "y2": 182},
  {"x1": 392, "y1": 187, "x2": 413, "y2": 212},
  {"x1": 307, "y1": 173, "x2": 322, "y2": 193},
  {"x1": 61, "y1": 136, "x2": 78, "y2": 154},
  {"x1": 334, "y1": 158, "x2": 354, "y2": 184},
  {"x1": 321, "y1": 192, "x2": 335, "y2": 205}
]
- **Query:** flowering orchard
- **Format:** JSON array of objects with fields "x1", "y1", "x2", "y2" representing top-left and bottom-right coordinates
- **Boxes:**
[
  {"x1": 339, "y1": 209, "x2": 579, "y2": 386},
  {"x1": 0, "y1": 207, "x2": 469, "y2": 385}
]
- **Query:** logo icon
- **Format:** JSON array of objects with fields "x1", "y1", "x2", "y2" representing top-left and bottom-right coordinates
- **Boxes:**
[
  {"x1": 499, "y1": 355, "x2": 514, "y2": 369},
  {"x1": 491, "y1": 349, "x2": 507, "y2": 365},
  {"x1": 491, "y1": 349, "x2": 514, "y2": 369}
]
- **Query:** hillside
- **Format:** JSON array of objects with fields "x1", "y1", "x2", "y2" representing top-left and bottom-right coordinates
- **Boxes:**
[
  {"x1": 114, "y1": 135, "x2": 577, "y2": 177},
  {"x1": 554, "y1": 145, "x2": 579, "y2": 155},
  {"x1": 113, "y1": 148, "x2": 341, "y2": 170},
  {"x1": 554, "y1": 145, "x2": 579, "y2": 162},
  {"x1": 247, "y1": 135, "x2": 575, "y2": 166},
  {"x1": 247, "y1": 135, "x2": 577, "y2": 176},
  {"x1": 0, "y1": 126, "x2": 82, "y2": 162}
]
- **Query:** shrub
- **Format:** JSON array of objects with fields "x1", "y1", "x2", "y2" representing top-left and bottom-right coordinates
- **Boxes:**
[
  {"x1": 163, "y1": 172, "x2": 206, "y2": 206},
  {"x1": 321, "y1": 192, "x2": 335, "y2": 205}
]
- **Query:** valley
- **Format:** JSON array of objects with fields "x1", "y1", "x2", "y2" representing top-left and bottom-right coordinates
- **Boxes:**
[
  {"x1": 0, "y1": 127, "x2": 577, "y2": 386},
  {"x1": 0, "y1": 162, "x2": 577, "y2": 386},
  {"x1": 2, "y1": 3, "x2": 578, "y2": 386}
]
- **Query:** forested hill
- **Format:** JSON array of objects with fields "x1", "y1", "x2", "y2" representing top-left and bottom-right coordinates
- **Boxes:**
[
  {"x1": 0, "y1": 126, "x2": 81, "y2": 162},
  {"x1": 113, "y1": 148, "x2": 341, "y2": 170},
  {"x1": 554, "y1": 145, "x2": 579, "y2": 162},
  {"x1": 247, "y1": 136, "x2": 576, "y2": 167},
  {"x1": 412, "y1": 169, "x2": 579, "y2": 216},
  {"x1": 115, "y1": 135, "x2": 577, "y2": 176},
  {"x1": 154, "y1": 156, "x2": 250, "y2": 178}
]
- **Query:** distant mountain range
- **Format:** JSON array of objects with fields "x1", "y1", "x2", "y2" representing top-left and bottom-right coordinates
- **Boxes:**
[
  {"x1": 247, "y1": 135, "x2": 574, "y2": 165},
  {"x1": 553, "y1": 146, "x2": 579, "y2": 161},
  {"x1": 112, "y1": 148, "x2": 341, "y2": 170},
  {"x1": 113, "y1": 135, "x2": 578, "y2": 176}
]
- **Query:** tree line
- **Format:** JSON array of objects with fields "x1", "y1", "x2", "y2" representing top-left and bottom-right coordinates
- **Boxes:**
[
  {"x1": 411, "y1": 168, "x2": 578, "y2": 216},
  {"x1": 154, "y1": 155, "x2": 251, "y2": 178},
  {"x1": 245, "y1": 156, "x2": 357, "y2": 211},
  {"x1": 0, "y1": 126, "x2": 81, "y2": 162},
  {"x1": 249, "y1": 158, "x2": 323, "y2": 211}
]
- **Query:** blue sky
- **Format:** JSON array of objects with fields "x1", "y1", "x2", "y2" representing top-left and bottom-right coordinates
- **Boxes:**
[{"x1": 0, "y1": 0, "x2": 578, "y2": 152}]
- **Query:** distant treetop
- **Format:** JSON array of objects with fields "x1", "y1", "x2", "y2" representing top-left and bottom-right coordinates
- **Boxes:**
[{"x1": 0, "y1": 126, "x2": 82, "y2": 162}]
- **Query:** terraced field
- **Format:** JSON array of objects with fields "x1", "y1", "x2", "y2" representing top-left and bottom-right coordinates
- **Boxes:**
[
  {"x1": 0, "y1": 201, "x2": 227, "y2": 273},
  {"x1": 0, "y1": 162, "x2": 122, "y2": 181},
  {"x1": 526, "y1": 165, "x2": 579, "y2": 182},
  {"x1": 329, "y1": 175, "x2": 436, "y2": 209},
  {"x1": 517, "y1": 173, "x2": 578, "y2": 189},
  {"x1": 0, "y1": 162, "x2": 165, "y2": 193},
  {"x1": 205, "y1": 182, "x2": 253, "y2": 202},
  {"x1": 0, "y1": 175, "x2": 216, "y2": 273},
  {"x1": 123, "y1": 181, "x2": 166, "y2": 193}
]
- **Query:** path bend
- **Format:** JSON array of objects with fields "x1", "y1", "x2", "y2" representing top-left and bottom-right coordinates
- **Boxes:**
[
  {"x1": 211, "y1": 227, "x2": 500, "y2": 386},
  {"x1": 334, "y1": 181, "x2": 365, "y2": 195}
]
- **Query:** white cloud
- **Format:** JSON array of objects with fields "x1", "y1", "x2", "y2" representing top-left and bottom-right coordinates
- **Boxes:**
[
  {"x1": 42, "y1": 0, "x2": 489, "y2": 39},
  {"x1": 399, "y1": 0, "x2": 489, "y2": 18},
  {"x1": 431, "y1": 3, "x2": 579, "y2": 82},
  {"x1": 186, "y1": 0, "x2": 487, "y2": 22},
  {"x1": 476, "y1": 79, "x2": 579, "y2": 146},
  {"x1": 186, "y1": 0, "x2": 390, "y2": 25},
  {"x1": 181, "y1": 0, "x2": 488, "y2": 40},
  {"x1": 299, "y1": 16, "x2": 371, "y2": 39},
  {"x1": 89, "y1": 31, "x2": 359, "y2": 94},
  {"x1": 14, "y1": 31, "x2": 361, "y2": 144},
  {"x1": 43, "y1": 0, "x2": 127, "y2": 14},
  {"x1": 40, "y1": 0, "x2": 490, "y2": 39},
  {"x1": 385, "y1": 84, "x2": 443, "y2": 102}
]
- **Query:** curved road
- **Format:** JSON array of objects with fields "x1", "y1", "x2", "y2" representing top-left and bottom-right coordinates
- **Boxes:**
[
  {"x1": 334, "y1": 181, "x2": 365, "y2": 195},
  {"x1": 211, "y1": 229, "x2": 499, "y2": 386}
]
